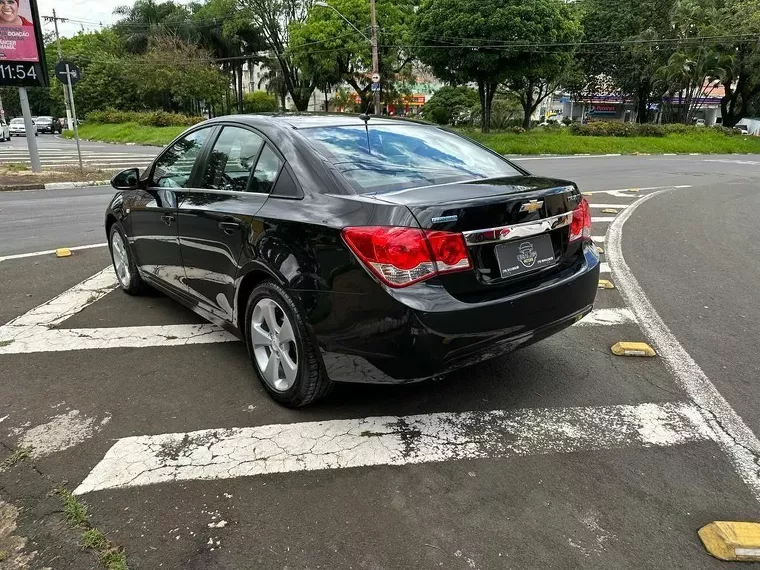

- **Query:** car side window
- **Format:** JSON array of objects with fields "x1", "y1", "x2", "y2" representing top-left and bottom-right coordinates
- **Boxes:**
[
  {"x1": 249, "y1": 144, "x2": 283, "y2": 194},
  {"x1": 202, "y1": 127, "x2": 264, "y2": 192},
  {"x1": 151, "y1": 128, "x2": 211, "y2": 188}
]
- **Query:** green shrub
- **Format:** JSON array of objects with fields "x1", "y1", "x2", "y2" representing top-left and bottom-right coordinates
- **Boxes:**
[
  {"x1": 424, "y1": 86, "x2": 479, "y2": 125},
  {"x1": 569, "y1": 121, "x2": 665, "y2": 137},
  {"x1": 242, "y1": 91, "x2": 278, "y2": 113},
  {"x1": 86, "y1": 108, "x2": 203, "y2": 127}
]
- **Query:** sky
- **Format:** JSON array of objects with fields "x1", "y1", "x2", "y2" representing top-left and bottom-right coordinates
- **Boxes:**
[{"x1": 36, "y1": 0, "x2": 194, "y2": 39}]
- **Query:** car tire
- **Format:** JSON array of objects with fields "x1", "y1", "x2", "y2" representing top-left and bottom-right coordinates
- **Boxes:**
[
  {"x1": 245, "y1": 281, "x2": 331, "y2": 407},
  {"x1": 109, "y1": 224, "x2": 147, "y2": 295}
]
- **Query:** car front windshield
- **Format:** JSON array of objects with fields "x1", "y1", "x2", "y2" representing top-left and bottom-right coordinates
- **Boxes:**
[
  {"x1": 300, "y1": 123, "x2": 520, "y2": 193},
  {"x1": 10, "y1": 119, "x2": 23, "y2": 124}
]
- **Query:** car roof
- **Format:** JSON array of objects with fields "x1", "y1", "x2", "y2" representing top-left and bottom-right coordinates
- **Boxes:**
[{"x1": 206, "y1": 113, "x2": 430, "y2": 130}]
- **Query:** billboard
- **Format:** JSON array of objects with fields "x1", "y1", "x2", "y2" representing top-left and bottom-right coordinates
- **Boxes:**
[{"x1": 0, "y1": 0, "x2": 49, "y2": 87}]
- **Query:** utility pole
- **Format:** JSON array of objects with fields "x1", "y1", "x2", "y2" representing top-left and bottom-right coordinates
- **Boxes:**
[
  {"x1": 369, "y1": 0, "x2": 380, "y2": 115},
  {"x1": 49, "y1": 9, "x2": 73, "y2": 130}
]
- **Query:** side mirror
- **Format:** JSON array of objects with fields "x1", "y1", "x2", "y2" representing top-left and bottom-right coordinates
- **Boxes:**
[{"x1": 111, "y1": 168, "x2": 140, "y2": 190}]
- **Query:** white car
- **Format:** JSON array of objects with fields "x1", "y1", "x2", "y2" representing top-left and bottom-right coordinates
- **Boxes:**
[
  {"x1": 8, "y1": 117, "x2": 38, "y2": 137},
  {"x1": 0, "y1": 120, "x2": 9, "y2": 142}
]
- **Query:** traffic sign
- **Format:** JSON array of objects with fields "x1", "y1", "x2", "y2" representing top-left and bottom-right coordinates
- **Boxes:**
[
  {"x1": 371, "y1": 72, "x2": 380, "y2": 83},
  {"x1": 55, "y1": 61, "x2": 81, "y2": 86},
  {"x1": 371, "y1": 82, "x2": 381, "y2": 92}
]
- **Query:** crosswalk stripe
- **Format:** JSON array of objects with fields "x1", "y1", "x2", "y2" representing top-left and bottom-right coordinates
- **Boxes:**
[{"x1": 73, "y1": 401, "x2": 712, "y2": 494}]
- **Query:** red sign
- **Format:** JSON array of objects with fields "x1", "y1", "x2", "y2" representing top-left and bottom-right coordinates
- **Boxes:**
[
  {"x1": 0, "y1": 0, "x2": 48, "y2": 86},
  {"x1": 591, "y1": 104, "x2": 617, "y2": 115}
]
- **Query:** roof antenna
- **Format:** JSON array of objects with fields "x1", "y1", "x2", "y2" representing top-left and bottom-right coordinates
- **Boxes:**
[{"x1": 359, "y1": 93, "x2": 373, "y2": 153}]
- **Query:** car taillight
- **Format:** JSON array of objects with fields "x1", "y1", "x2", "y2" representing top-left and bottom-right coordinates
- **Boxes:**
[
  {"x1": 569, "y1": 198, "x2": 592, "y2": 242},
  {"x1": 342, "y1": 226, "x2": 471, "y2": 288}
]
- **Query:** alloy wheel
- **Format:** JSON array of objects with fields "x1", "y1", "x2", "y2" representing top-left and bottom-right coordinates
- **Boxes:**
[
  {"x1": 111, "y1": 231, "x2": 131, "y2": 288},
  {"x1": 250, "y1": 298, "x2": 298, "y2": 392}
]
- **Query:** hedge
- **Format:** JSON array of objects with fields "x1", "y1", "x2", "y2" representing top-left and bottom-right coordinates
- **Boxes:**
[
  {"x1": 85, "y1": 108, "x2": 204, "y2": 127},
  {"x1": 568, "y1": 121, "x2": 742, "y2": 138}
]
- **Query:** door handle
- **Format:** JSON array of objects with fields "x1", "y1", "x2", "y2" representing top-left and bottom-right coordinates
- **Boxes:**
[
  {"x1": 161, "y1": 214, "x2": 175, "y2": 226},
  {"x1": 218, "y1": 220, "x2": 241, "y2": 234}
]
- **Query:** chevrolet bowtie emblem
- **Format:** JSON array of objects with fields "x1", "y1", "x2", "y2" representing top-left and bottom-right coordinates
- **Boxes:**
[{"x1": 519, "y1": 200, "x2": 544, "y2": 213}]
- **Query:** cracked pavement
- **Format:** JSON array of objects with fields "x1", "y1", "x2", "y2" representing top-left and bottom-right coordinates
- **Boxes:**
[{"x1": 2, "y1": 155, "x2": 760, "y2": 569}]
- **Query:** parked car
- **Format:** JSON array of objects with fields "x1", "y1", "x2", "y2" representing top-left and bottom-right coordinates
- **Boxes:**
[
  {"x1": 0, "y1": 119, "x2": 9, "y2": 142},
  {"x1": 105, "y1": 115, "x2": 600, "y2": 407},
  {"x1": 695, "y1": 119, "x2": 706, "y2": 127},
  {"x1": 8, "y1": 117, "x2": 37, "y2": 137},
  {"x1": 35, "y1": 116, "x2": 60, "y2": 134},
  {"x1": 734, "y1": 124, "x2": 749, "y2": 135}
]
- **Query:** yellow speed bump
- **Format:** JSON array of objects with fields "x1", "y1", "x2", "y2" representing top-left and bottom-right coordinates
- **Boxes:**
[
  {"x1": 582, "y1": 192, "x2": 593, "y2": 196},
  {"x1": 699, "y1": 521, "x2": 760, "y2": 561},
  {"x1": 598, "y1": 279, "x2": 615, "y2": 290},
  {"x1": 628, "y1": 188, "x2": 640, "y2": 193},
  {"x1": 597, "y1": 245, "x2": 605, "y2": 254},
  {"x1": 55, "y1": 248, "x2": 72, "y2": 258},
  {"x1": 601, "y1": 208, "x2": 618, "y2": 214},
  {"x1": 611, "y1": 342, "x2": 656, "y2": 357}
]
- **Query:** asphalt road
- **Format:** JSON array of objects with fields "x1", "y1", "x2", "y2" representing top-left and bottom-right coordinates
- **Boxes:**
[{"x1": 1, "y1": 150, "x2": 759, "y2": 570}]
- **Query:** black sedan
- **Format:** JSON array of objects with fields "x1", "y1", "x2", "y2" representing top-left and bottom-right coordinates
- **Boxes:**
[
  {"x1": 34, "y1": 116, "x2": 60, "y2": 134},
  {"x1": 105, "y1": 114, "x2": 600, "y2": 407}
]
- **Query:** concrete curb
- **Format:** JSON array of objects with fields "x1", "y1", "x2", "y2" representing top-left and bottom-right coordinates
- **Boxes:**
[{"x1": 0, "y1": 180, "x2": 110, "y2": 192}]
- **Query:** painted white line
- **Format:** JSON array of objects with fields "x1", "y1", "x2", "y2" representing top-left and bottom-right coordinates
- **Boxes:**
[
  {"x1": 0, "y1": 242, "x2": 107, "y2": 263},
  {"x1": 592, "y1": 217, "x2": 616, "y2": 223},
  {"x1": 1, "y1": 267, "x2": 116, "y2": 329},
  {"x1": 608, "y1": 189, "x2": 760, "y2": 502},
  {"x1": 584, "y1": 185, "x2": 692, "y2": 197},
  {"x1": 511, "y1": 154, "x2": 623, "y2": 161},
  {"x1": 704, "y1": 159, "x2": 760, "y2": 166},
  {"x1": 588, "y1": 204, "x2": 629, "y2": 209},
  {"x1": 600, "y1": 262, "x2": 610, "y2": 273},
  {"x1": 574, "y1": 308, "x2": 635, "y2": 326},
  {"x1": 591, "y1": 235, "x2": 605, "y2": 243},
  {"x1": 73, "y1": 401, "x2": 712, "y2": 494},
  {"x1": 0, "y1": 324, "x2": 236, "y2": 354}
]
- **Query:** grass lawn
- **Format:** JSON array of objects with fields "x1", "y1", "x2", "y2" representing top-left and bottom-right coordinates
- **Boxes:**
[
  {"x1": 64, "y1": 122, "x2": 185, "y2": 146},
  {"x1": 463, "y1": 128, "x2": 760, "y2": 155},
  {"x1": 67, "y1": 121, "x2": 760, "y2": 155}
]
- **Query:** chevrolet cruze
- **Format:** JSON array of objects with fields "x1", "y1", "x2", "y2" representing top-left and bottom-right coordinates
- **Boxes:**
[{"x1": 105, "y1": 115, "x2": 600, "y2": 406}]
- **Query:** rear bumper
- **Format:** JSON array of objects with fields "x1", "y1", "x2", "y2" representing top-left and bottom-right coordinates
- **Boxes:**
[{"x1": 311, "y1": 245, "x2": 600, "y2": 384}]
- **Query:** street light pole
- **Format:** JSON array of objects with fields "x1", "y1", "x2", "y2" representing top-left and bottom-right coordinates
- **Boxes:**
[{"x1": 369, "y1": 0, "x2": 380, "y2": 115}]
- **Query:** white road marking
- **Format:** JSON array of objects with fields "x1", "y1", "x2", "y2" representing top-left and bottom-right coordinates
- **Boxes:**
[
  {"x1": 607, "y1": 189, "x2": 760, "y2": 502},
  {"x1": 592, "y1": 217, "x2": 617, "y2": 223},
  {"x1": 1, "y1": 267, "x2": 116, "y2": 329},
  {"x1": 511, "y1": 154, "x2": 622, "y2": 161},
  {"x1": 584, "y1": 185, "x2": 692, "y2": 197},
  {"x1": 73, "y1": 401, "x2": 712, "y2": 494},
  {"x1": 0, "y1": 242, "x2": 108, "y2": 263},
  {"x1": 574, "y1": 308, "x2": 635, "y2": 326},
  {"x1": 600, "y1": 262, "x2": 610, "y2": 273},
  {"x1": 588, "y1": 204, "x2": 629, "y2": 209},
  {"x1": 0, "y1": 324, "x2": 236, "y2": 354},
  {"x1": 592, "y1": 235, "x2": 605, "y2": 243},
  {"x1": 704, "y1": 159, "x2": 760, "y2": 166}
]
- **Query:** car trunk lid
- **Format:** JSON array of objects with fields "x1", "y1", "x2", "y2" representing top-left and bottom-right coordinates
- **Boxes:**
[{"x1": 373, "y1": 176, "x2": 587, "y2": 300}]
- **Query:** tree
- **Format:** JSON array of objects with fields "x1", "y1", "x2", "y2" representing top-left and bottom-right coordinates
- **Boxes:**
[
  {"x1": 423, "y1": 86, "x2": 478, "y2": 125},
  {"x1": 237, "y1": 0, "x2": 315, "y2": 111},
  {"x1": 243, "y1": 91, "x2": 278, "y2": 112},
  {"x1": 578, "y1": 0, "x2": 677, "y2": 123},
  {"x1": 714, "y1": 0, "x2": 760, "y2": 127},
  {"x1": 257, "y1": 54, "x2": 289, "y2": 110},
  {"x1": 289, "y1": 0, "x2": 416, "y2": 111},
  {"x1": 194, "y1": 0, "x2": 267, "y2": 113},
  {"x1": 413, "y1": 0, "x2": 578, "y2": 132},
  {"x1": 500, "y1": 0, "x2": 581, "y2": 129}
]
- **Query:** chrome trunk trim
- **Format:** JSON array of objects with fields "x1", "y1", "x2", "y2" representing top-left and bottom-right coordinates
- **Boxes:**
[{"x1": 462, "y1": 211, "x2": 574, "y2": 246}]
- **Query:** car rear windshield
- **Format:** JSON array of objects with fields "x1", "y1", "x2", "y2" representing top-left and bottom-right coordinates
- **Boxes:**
[{"x1": 300, "y1": 123, "x2": 521, "y2": 193}]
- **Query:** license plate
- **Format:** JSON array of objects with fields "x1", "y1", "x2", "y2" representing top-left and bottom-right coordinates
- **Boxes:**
[{"x1": 495, "y1": 235, "x2": 555, "y2": 278}]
